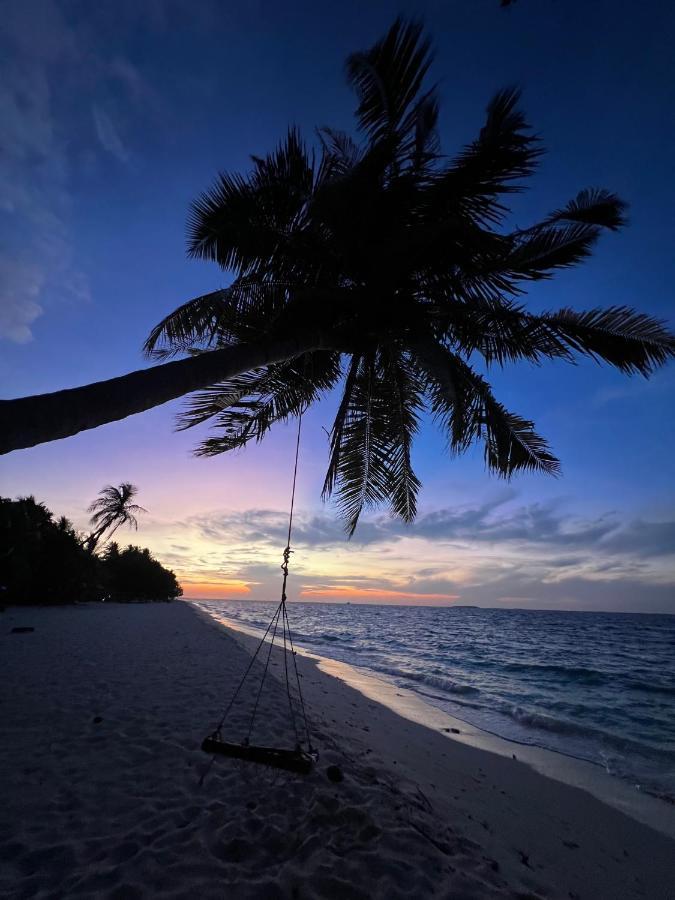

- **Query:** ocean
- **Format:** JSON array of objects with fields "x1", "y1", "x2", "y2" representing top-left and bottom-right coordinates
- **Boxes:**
[{"x1": 194, "y1": 601, "x2": 675, "y2": 803}]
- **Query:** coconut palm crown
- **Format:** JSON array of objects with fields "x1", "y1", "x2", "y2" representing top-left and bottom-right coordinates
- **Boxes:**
[
  {"x1": 86, "y1": 483, "x2": 146, "y2": 552},
  {"x1": 144, "y1": 19, "x2": 674, "y2": 535}
]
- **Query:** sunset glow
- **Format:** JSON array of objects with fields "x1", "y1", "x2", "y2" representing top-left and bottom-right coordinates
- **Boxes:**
[
  {"x1": 181, "y1": 581, "x2": 252, "y2": 600},
  {"x1": 299, "y1": 586, "x2": 460, "y2": 604}
]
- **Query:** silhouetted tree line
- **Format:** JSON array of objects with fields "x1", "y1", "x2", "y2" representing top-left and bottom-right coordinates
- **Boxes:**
[{"x1": 0, "y1": 496, "x2": 182, "y2": 605}]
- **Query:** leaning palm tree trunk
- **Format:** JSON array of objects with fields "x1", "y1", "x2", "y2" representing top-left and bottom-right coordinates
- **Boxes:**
[
  {"x1": 84, "y1": 521, "x2": 118, "y2": 554},
  {"x1": 0, "y1": 331, "x2": 323, "y2": 455}
]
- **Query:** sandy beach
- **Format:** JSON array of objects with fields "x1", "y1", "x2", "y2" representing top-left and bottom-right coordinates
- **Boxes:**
[{"x1": 1, "y1": 602, "x2": 674, "y2": 899}]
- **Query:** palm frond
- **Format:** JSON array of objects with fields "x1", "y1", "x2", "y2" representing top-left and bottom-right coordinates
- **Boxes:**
[
  {"x1": 414, "y1": 338, "x2": 560, "y2": 476},
  {"x1": 411, "y1": 93, "x2": 440, "y2": 170},
  {"x1": 545, "y1": 188, "x2": 627, "y2": 231},
  {"x1": 427, "y1": 88, "x2": 542, "y2": 226},
  {"x1": 502, "y1": 222, "x2": 602, "y2": 279},
  {"x1": 345, "y1": 18, "x2": 434, "y2": 145},
  {"x1": 144, "y1": 290, "x2": 229, "y2": 359},
  {"x1": 188, "y1": 351, "x2": 341, "y2": 455},
  {"x1": 144, "y1": 281, "x2": 292, "y2": 359},
  {"x1": 322, "y1": 355, "x2": 362, "y2": 500},
  {"x1": 539, "y1": 306, "x2": 675, "y2": 375},
  {"x1": 324, "y1": 355, "x2": 386, "y2": 535},
  {"x1": 187, "y1": 171, "x2": 253, "y2": 268},
  {"x1": 323, "y1": 350, "x2": 423, "y2": 534},
  {"x1": 177, "y1": 369, "x2": 272, "y2": 431},
  {"x1": 316, "y1": 128, "x2": 362, "y2": 178},
  {"x1": 250, "y1": 127, "x2": 315, "y2": 229},
  {"x1": 441, "y1": 298, "x2": 674, "y2": 376},
  {"x1": 379, "y1": 349, "x2": 423, "y2": 523},
  {"x1": 187, "y1": 129, "x2": 315, "y2": 277},
  {"x1": 482, "y1": 189, "x2": 628, "y2": 283},
  {"x1": 444, "y1": 297, "x2": 574, "y2": 366}
]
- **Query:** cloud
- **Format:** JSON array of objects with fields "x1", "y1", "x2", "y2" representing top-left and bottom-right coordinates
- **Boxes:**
[
  {"x1": 190, "y1": 499, "x2": 675, "y2": 561},
  {"x1": 599, "y1": 519, "x2": 675, "y2": 559},
  {"x1": 466, "y1": 574, "x2": 675, "y2": 615},
  {"x1": 0, "y1": 259, "x2": 43, "y2": 342},
  {"x1": 169, "y1": 496, "x2": 675, "y2": 609},
  {"x1": 404, "y1": 501, "x2": 619, "y2": 548},
  {"x1": 0, "y1": 1, "x2": 83, "y2": 342},
  {"x1": 193, "y1": 508, "x2": 378, "y2": 548},
  {"x1": 92, "y1": 106, "x2": 130, "y2": 163},
  {"x1": 1, "y1": 0, "x2": 157, "y2": 342},
  {"x1": 591, "y1": 370, "x2": 675, "y2": 407}
]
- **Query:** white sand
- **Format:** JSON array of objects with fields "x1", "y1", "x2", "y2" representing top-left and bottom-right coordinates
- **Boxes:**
[{"x1": 1, "y1": 602, "x2": 673, "y2": 899}]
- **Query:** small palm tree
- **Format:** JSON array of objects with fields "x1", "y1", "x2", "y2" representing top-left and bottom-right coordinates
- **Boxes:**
[
  {"x1": 1, "y1": 20, "x2": 673, "y2": 539},
  {"x1": 56, "y1": 515, "x2": 74, "y2": 533},
  {"x1": 86, "y1": 483, "x2": 146, "y2": 552}
]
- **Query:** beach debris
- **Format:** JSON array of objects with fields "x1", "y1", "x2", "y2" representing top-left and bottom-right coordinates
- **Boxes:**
[
  {"x1": 92, "y1": 716, "x2": 103, "y2": 724},
  {"x1": 563, "y1": 840, "x2": 580, "y2": 850},
  {"x1": 415, "y1": 787, "x2": 433, "y2": 811},
  {"x1": 11, "y1": 626, "x2": 34, "y2": 634},
  {"x1": 408, "y1": 819, "x2": 453, "y2": 857},
  {"x1": 326, "y1": 765, "x2": 343, "y2": 783}
]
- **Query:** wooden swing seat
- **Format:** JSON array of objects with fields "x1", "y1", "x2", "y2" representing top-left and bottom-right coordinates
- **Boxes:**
[{"x1": 201, "y1": 735, "x2": 314, "y2": 774}]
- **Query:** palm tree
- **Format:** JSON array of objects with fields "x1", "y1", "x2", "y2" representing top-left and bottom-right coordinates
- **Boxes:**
[
  {"x1": 1, "y1": 20, "x2": 673, "y2": 532},
  {"x1": 85, "y1": 483, "x2": 146, "y2": 552}
]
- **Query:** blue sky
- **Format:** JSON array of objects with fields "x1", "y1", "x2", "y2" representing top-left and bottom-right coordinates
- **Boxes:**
[{"x1": 1, "y1": 0, "x2": 674, "y2": 611}]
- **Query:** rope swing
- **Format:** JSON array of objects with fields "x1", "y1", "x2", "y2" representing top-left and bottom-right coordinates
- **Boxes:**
[{"x1": 201, "y1": 411, "x2": 317, "y2": 775}]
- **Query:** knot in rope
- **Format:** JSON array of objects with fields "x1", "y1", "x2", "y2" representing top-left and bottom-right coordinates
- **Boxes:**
[{"x1": 281, "y1": 545, "x2": 293, "y2": 577}]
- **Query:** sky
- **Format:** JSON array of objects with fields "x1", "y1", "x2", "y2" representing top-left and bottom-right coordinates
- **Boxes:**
[{"x1": 1, "y1": 0, "x2": 674, "y2": 612}]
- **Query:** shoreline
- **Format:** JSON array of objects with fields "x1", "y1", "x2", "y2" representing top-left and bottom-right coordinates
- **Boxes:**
[
  {"x1": 2, "y1": 601, "x2": 674, "y2": 899},
  {"x1": 192, "y1": 601, "x2": 675, "y2": 841}
]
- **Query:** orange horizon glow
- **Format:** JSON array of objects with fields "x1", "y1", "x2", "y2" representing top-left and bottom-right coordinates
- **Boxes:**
[
  {"x1": 299, "y1": 585, "x2": 460, "y2": 604},
  {"x1": 179, "y1": 581, "x2": 461, "y2": 604},
  {"x1": 181, "y1": 580, "x2": 251, "y2": 599}
]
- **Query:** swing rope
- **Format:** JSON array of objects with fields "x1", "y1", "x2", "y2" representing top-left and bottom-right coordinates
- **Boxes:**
[{"x1": 202, "y1": 410, "x2": 314, "y2": 777}]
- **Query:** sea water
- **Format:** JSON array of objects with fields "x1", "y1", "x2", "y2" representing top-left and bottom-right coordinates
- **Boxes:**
[{"x1": 194, "y1": 601, "x2": 675, "y2": 803}]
